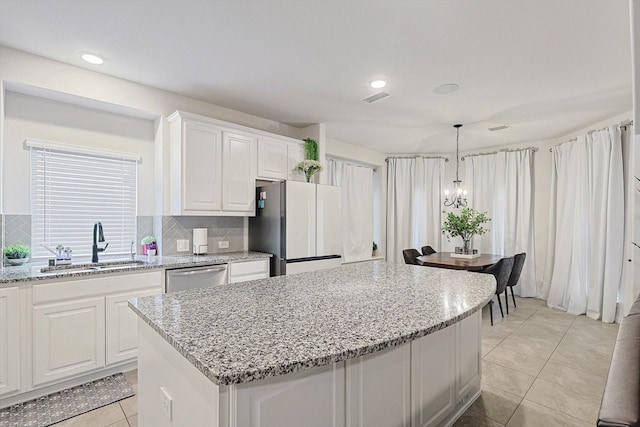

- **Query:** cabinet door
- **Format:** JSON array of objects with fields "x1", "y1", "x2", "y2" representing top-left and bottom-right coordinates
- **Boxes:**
[
  {"x1": 223, "y1": 131, "x2": 256, "y2": 212},
  {"x1": 288, "y1": 141, "x2": 306, "y2": 181},
  {"x1": 257, "y1": 137, "x2": 289, "y2": 180},
  {"x1": 411, "y1": 326, "x2": 456, "y2": 427},
  {"x1": 106, "y1": 288, "x2": 162, "y2": 366},
  {"x1": 457, "y1": 311, "x2": 482, "y2": 402},
  {"x1": 228, "y1": 259, "x2": 270, "y2": 284},
  {"x1": 0, "y1": 287, "x2": 20, "y2": 396},
  {"x1": 33, "y1": 297, "x2": 105, "y2": 386},
  {"x1": 183, "y1": 120, "x2": 223, "y2": 212}
]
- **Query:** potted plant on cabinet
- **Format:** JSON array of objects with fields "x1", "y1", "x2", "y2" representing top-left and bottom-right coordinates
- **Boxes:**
[
  {"x1": 295, "y1": 138, "x2": 323, "y2": 182},
  {"x1": 372, "y1": 241, "x2": 378, "y2": 257},
  {"x1": 4, "y1": 244, "x2": 31, "y2": 266},
  {"x1": 441, "y1": 208, "x2": 491, "y2": 256},
  {"x1": 140, "y1": 236, "x2": 157, "y2": 255}
]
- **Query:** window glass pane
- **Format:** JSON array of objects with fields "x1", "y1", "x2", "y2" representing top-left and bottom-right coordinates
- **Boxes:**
[{"x1": 31, "y1": 147, "x2": 137, "y2": 260}]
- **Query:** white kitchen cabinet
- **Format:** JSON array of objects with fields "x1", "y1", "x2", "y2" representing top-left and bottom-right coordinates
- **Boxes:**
[
  {"x1": 457, "y1": 310, "x2": 481, "y2": 402},
  {"x1": 106, "y1": 287, "x2": 162, "y2": 366},
  {"x1": 168, "y1": 111, "x2": 255, "y2": 216},
  {"x1": 257, "y1": 137, "x2": 289, "y2": 180},
  {"x1": 228, "y1": 259, "x2": 270, "y2": 283},
  {"x1": 222, "y1": 131, "x2": 256, "y2": 212},
  {"x1": 288, "y1": 141, "x2": 306, "y2": 181},
  {"x1": 0, "y1": 287, "x2": 20, "y2": 397},
  {"x1": 32, "y1": 296, "x2": 105, "y2": 386}
]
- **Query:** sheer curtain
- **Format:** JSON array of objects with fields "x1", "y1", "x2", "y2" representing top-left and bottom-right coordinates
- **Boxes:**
[
  {"x1": 542, "y1": 126, "x2": 624, "y2": 323},
  {"x1": 386, "y1": 157, "x2": 443, "y2": 263},
  {"x1": 327, "y1": 159, "x2": 374, "y2": 262},
  {"x1": 464, "y1": 150, "x2": 537, "y2": 297}
]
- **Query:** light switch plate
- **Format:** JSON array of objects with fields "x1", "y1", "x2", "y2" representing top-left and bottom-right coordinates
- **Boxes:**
[
  {"x1": 177, "y1": 239, "x2": 189, "y2": 252},
  {"x1": 218, "y1": 240, "x2": 229, "y2": 249}
]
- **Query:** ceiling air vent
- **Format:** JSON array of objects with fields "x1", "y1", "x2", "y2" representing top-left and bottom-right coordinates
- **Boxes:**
[
  {"x1": 488, "y1": 125, "x2": 510, "y2": 132},
  {"x1": 361, "y1": 92, "x2": 390, "y2": 104}
]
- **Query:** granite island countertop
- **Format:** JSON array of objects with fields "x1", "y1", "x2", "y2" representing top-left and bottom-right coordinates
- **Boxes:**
[
  {"x1": 129, "y1": 261, "x2": 496, "y2": 386},
  {"x1": 0, "y1": 251, "x2": 271, "y2": 286}
]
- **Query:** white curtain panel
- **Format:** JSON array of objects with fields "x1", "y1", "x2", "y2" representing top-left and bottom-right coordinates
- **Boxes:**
[
  {"x1": 464, "y1": 151, "x2": 537, "y2": 297},
  {"x1": 542, "y1": 126, "x2": 624, "y2": 323},
  {"x1": 386, "y1": 157, "x2": 443, "y2": 263},
  {"x1": 327, "y1": 159, "x2": 374, "y2": 262}
]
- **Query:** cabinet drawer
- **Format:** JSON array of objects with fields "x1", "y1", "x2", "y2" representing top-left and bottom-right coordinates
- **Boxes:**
[
  {"x1": 229, "y1": 259, "x2": 269, "y2": 284},
  {"x1": 33, "y1": 271, "x2": 164, "y2": 304}
]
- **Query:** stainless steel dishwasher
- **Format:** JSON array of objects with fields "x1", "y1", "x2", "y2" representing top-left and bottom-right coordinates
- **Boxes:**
[{"x1": 165, "y1": 264, "x2": 228, "y2": 293}]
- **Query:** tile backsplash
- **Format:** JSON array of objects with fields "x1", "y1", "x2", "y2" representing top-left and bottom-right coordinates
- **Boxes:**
[{"x1": 161, "y1": 216, "x2": 244, "y2": 256}]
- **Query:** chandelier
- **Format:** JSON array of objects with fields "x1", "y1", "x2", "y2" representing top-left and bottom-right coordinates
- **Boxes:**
[{"x1": 444, "y1": 124, "x2": 468, "y2": 208}]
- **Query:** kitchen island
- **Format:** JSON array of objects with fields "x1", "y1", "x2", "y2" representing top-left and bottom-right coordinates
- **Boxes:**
[{"x1": 129, "y1": 261, "x2": 495, "y2": 427}]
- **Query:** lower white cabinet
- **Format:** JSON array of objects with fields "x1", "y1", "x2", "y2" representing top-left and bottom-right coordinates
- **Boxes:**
[
  {"x1": 228, "y1": 259, "x2": 270, "y2": 284},
  {"x1": 30, "y1": 271, "x2": 163, "y2": 388},
  {"x1": 0, "y1": 287, "x2": 20, "y2": 397},
  {"x1": 106, "y1": 288, "x2": 162, "y2": 365},
  {"x1": 32, "y1": 297, "x2": 105, "y2": 386}
]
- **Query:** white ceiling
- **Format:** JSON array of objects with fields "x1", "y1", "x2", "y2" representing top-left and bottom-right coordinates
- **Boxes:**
[{"x1": 0, "y1": 0, "x2": 632, "y2": 153}]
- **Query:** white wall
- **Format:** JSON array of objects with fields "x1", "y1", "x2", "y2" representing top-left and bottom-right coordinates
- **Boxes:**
[
  {"x1": 325, "y1": 138, "x2": 387, "y2": 258},
  {"x1": 0, "y1": 45, "x2": 304, "y2": 216}
]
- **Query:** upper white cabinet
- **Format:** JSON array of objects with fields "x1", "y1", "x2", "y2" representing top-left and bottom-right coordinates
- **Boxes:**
[
  {"x1": 257, "y1": 137, "x2": 289, "y2": 180},
  {"x1": 168, "y1": 111, "x2": 256, "y2": 216},
  {"x1": 0, "y1": 287, "x2": 20, "y2": 397}
]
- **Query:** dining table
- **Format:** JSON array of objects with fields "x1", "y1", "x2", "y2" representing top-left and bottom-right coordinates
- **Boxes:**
[{"x1": 416, "y1": 252, "x2": 502, "y2": 271}]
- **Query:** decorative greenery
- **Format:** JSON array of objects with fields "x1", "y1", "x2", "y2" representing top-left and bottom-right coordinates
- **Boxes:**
[
  {"x1": 4, "y1": 244, "x2": 31, "y2": 259},
  {"x1": 140, "y1": 235, "x2": 156, "y2": 245},
  {"x1": 295, "y1": 159, "x2": 323, "y2": 182},
  {"x1": 372, "y1": 241, "x2": 378, "y2": 251},
  {"x1": 302, "y1": 138, "x2": 319, "y2": 161},
  {"x1": 441, "y1": 208, "x2": 491, "y2": 242}
]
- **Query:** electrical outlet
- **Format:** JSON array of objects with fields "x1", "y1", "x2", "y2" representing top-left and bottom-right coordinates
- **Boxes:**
[
  {"x1": 160, "y1": 387, "x2": 172, "y2": 421},
  {"x1": 177, "y1": 239, "x2": 189, "y2": 252},
  {"x1": 218, "y1": 240, "x2": 229, "y2": 249}
]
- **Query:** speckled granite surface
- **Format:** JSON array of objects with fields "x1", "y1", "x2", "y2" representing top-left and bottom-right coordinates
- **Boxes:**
[
  {"x1": 0, "y1": 251, "x2": 271, "y2": 287},
  {"x1": 129, "y1": 261, "x2": 496, "y2": 386}
]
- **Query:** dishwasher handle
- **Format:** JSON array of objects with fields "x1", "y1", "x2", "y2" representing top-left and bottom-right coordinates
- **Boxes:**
[{"x1": 168, "y1": 266, "x2": 227, "y2": 277}]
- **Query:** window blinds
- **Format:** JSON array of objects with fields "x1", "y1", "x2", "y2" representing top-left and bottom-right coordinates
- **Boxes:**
[{"x1": 31, "y1": 146, "x2": 137, "y2": 260}]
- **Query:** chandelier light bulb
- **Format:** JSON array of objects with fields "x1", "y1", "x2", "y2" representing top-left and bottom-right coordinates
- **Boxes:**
[
  {"x1": 457, "y1": 188, "x2": 462, "y2": 195},
  {"x1": 463, "y1": 190, "x2": 468, "y2": 196},
  {"x1": 444, "y1": 189, "x2": 450, "y2": 196}
]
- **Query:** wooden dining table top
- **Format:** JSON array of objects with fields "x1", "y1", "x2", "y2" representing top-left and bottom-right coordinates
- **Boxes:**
[{"x1": 416, "y1": 252, "x2": 502, "y2": 271}]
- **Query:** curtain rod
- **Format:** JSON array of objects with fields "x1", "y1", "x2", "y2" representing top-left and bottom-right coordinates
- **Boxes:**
[
  {"x1": 326, "y1": 157, "x2": 377, "y2": 172},
  {"x1": 548, "y1": 120, "x2": 634, "y2": 152},
  {"x1": 385, "y1": 155, "x2": 449, "y2": 162},
  {"x1": 461, "y1": 146, "x2": 538, "y2": 161}
]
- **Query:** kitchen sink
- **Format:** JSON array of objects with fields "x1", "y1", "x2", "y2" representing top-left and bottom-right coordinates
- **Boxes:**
[{"x1": 40, "y1": 259, "x2": 148, "y2": 274}]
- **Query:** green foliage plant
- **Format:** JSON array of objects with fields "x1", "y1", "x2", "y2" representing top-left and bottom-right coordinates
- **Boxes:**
[
  {"x1": 4, "y1": 244, "x2": 31, "y2": 259},
  {"x1": 372, "y1": 241, "x2": 378, "y2": 251},
  {"x1": 302, "y1": 138, "x2": 319, "y2": 161},
  {"x1": 441, "y1": 208, "x2": 491, "y2": 242}
]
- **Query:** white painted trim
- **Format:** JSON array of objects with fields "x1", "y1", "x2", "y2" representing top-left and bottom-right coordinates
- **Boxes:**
[{"x1": 24, "y1": 138, "x2": 142, "y2": 163}]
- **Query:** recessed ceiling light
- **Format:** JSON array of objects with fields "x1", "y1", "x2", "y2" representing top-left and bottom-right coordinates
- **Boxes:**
[
  {"x1": 369, "y1": 79, "x2": 387, "y2": 89},
  {"x1": 433, "y1": 83, "x2": 459, "y2": 94},
  {"x1": 80, "y1": 52, "x2": 104, "y2": 65}
]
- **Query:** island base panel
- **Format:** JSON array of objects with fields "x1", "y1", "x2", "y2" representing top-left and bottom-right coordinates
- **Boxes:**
[{"x1": 137, "y1": 311, "x2": 482, "y2": 427}]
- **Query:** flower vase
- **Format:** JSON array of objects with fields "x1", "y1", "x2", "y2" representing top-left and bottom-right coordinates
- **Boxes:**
[
  {"x1": 462, "y1": 238, "x2": 471, "y2": 255},
  {"x1": 305, "y1": 172, "x2": 312, "y2": 182}
]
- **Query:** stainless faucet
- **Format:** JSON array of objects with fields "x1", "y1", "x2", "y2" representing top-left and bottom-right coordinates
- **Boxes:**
[
  {"x1": 92, "y1": 222, "x2": 109, "y2": 263},
  {"x1": 130, "y1": 241, "x2": 136, "y2": 260}
]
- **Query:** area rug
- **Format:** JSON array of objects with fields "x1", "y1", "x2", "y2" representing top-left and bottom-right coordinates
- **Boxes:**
[{"x1": 0, "y1": 373, "x2": 134, "y2": 427}]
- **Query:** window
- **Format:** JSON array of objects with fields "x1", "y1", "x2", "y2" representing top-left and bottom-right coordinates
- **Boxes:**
[{"x1": 30, "y1": 141, "x2": 138, "y2": 260}]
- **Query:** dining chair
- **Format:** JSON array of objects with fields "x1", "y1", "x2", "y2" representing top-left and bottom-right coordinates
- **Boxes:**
[
  {"x1": 481, "y1": 256, "x2": 514, "y2": 326},
  {"x1": 506, "y1": 252, "x2": 527, "y2": 308},
  {"x1": 420, "y1": 245, "x2": 437, "y2": 256},
  {"x1": 402, "y1": 249, "x2": 421, "y2": 265}
]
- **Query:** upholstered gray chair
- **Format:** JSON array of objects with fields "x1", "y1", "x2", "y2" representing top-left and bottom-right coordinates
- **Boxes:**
[
  {"x1": 420, "y1": 245, "x2": 436, "y2": 256},
  {"x1": 482, "y1": 257, "x2": 514, "y2": 325},
  {"x1": 505, "y1": 253, "x2": 526, "y2": 309},
  {"x1": 402, "y1": 249, "x2": 421, "y2": 265}
]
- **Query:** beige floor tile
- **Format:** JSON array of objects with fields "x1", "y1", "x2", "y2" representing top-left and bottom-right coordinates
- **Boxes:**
[
  {"x1": 468, "y1": 389, "x2": 521, "y2": 425},
  {"x1": 512, "y1": 297, "x2": 546, "y2": 308},
  {"x1": 549, "y1": 341, "x2": 613, "y2": 378},
  {"x1": 524, "y1": 378, "x2": 601, "y2": 424},
  {"x1": 106, "y1": 421, "x2": 129, "y2": 427},
  {"x1": 483, "y1": 347, "x2": 547, "y2": 377},
  {"x1": 453, "y1": 411, "x2": 504, "y2": 427},
  {"x1": 484, "y1": 318, "x2": 525, "y2": 336},
  {"x1": 119, "y1": 394, "x2": 138, "y2": 417},
  {"x1": 482, "y1": 334, "x2": 505, "y2": 356},
  {"x1": 128, "y1": 416, "x2": 138, "y2": 427},
  {"x1": 481, "y1": 361, "x2": 536, "y2": 398},
  {"x1": 511, "y1": 319, "x2": 570, "y2": 338},
  {"x1": 506, "y1": 399, "x2": 592, "y2": 427},
  {"x1": 529, "y1": 308, "x2": 577, "y2": 328},
  {"x1": 51, "y1": 403, "x2": 126, "y2": 427},
  {"x1": 123, "y1": 369, "x2": 138, "y2": 387},
  {"x1": 537, "y1": 360, "x2": 606, "y2": 398},
  {"x1": 558, "y1": 333, "x2": 615, "y2": 359},
  {"x1": 493, "y1": 334, "x2": 560, "y2": 360}
]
